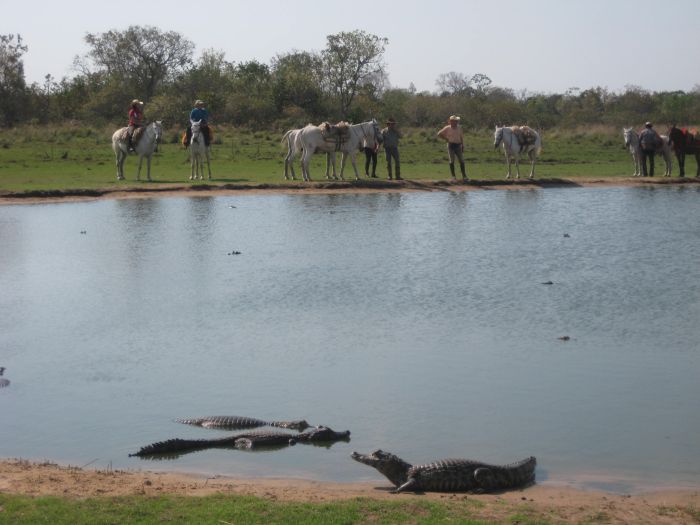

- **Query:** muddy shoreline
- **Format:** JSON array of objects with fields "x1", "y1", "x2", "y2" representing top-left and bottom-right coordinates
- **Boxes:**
[{"x1": 1, "y1": 176, "x2": 700, "y2": 205}]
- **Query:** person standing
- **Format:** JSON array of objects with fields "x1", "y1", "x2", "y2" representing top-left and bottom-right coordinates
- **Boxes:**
[
  {"x1": 639, "y1": 122, "x2": 660, "y2": 177},
  {"x1": 127, "y1": 99, "x2": 144, "y2": 152},
  {"x1": 381, "y1": 118, "x2": 402, "y2": 180},
  {"x1": 185, "y1": 99, "x2": 211, "y2": 147},
  {"x1": 362, "y1": 136, "x2": 378, "y2": 178},
  {"x1": 437, "y1": 115, "x2": 468, "y2": 180}
]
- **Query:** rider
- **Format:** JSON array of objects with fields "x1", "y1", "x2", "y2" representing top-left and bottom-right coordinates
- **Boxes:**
[
  {"x1": 185, "y1": 99, "x2": 211, "y2": 147},
  {"x1": 639, "y1": 121, "x2": 661, "y2": 177},
  {"x1": 127, "y1": 99, "x2": 144, "y2": 152}
]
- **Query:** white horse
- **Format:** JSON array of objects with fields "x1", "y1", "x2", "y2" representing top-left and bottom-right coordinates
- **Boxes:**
[
  {"x1": 297, "y1": 120, "x2": 382, "y2": 181},
  {"x1": 281, "y1": 127, "x2": 337, "y2": 181},
  {"x1": 622, "y1": 127, "x2": 672, "y2": 177},
  {"x1": 189, "y1": 119, "x2": 212, "y2": 180},
  {"x1": 494, "y1": 125, "x2": 542, "y2": 179},
  {"x1": 112, "y1": 121, "x2": 163, "y2": 181}
]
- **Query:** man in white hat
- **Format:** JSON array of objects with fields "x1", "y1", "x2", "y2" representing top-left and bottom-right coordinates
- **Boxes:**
[
  {"x1": 437, "y1": 115, "x2": 468, "y2": 180},
  {"x1": 185, "y1": 99, "x2": 211, "y2": 147}
]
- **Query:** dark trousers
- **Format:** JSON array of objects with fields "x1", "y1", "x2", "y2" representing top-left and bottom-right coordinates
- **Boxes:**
[
  {"x1": 641, "y1": 149, "x2": 655, "y2": 176},
  {"x1": 385, "y1": 146, "x2": 401, "y2": 179},
  {"x1": 363, "y1": 147, "x2": 377, "y2": 177}
]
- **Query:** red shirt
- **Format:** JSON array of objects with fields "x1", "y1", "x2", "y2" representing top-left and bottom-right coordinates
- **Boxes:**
[{"x1": 128, "y1": 107, "x2": 143, "y2": 127}]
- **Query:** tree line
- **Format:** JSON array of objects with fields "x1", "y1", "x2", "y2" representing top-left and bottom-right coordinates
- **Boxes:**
[{"x1": 2, "y1": 28, "x2": 700, "y2": 130}]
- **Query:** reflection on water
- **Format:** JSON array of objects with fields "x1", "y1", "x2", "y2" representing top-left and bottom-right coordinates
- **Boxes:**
[{"x1": 1, "y1": 186, "x2": 700, "y2": 493}]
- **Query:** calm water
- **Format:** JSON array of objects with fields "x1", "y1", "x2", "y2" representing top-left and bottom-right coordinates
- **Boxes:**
[{"x1": 1, "y1": 186, "x2": 699, "y2": 493}]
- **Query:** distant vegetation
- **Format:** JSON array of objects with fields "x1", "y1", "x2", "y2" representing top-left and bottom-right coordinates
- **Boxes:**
[{"x1": 2, "y1": 29, "x2": 700, "y2": 131}]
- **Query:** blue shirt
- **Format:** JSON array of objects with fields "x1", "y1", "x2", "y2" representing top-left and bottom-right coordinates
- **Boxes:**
[{"x1": 190, "y1": 108, "x2": 209, "y2": 123}]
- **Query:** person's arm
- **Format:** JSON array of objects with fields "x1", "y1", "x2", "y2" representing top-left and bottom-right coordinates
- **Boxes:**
[{"x1": 437, "y1": 126, "x2": 448, "y2": 141}]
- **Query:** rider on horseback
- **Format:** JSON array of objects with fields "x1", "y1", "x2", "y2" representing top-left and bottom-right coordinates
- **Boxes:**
[
  {"x1": 127, "y1": 99, "x2": 144, "y2": 153},
  {"x1": 184, "y1": 100, "x2": 211, "y2": 147}
]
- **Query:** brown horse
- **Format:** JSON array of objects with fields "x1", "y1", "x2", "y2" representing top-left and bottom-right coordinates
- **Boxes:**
[{"x1": 667, "y1": 126, "x2": 700, "y2": 177}]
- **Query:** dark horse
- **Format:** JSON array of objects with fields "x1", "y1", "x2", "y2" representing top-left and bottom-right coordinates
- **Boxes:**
[{"x1": 668, "y1": 126, "x2": 700, "y2": 177}]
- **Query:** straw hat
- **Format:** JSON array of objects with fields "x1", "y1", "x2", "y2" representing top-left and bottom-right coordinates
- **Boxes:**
[
  {"x1": 131, "y1": 99, "x2": 143, "y2": 106},
  {"x1": 645, "y1": 121, "x2": 653, "y2": 128},
  {"x1": 194, "y1": 99, "x2": 205, "y2": 107},
  {"x1": 449, "y1": 115, "x2": 460, "y2": 122}
]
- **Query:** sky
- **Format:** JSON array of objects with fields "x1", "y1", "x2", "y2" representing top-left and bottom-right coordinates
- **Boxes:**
[{"x1": 6, "y1": 0, "x2": 700, "y2": 95}]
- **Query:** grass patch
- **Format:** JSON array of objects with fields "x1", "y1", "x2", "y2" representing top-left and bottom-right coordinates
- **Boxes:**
[
  {"x1": 0, "y1": 124, "x2": 646, "y2": 193},
  {"x1": 0, "y1": 493, "x2": 525, "y2": 525}
]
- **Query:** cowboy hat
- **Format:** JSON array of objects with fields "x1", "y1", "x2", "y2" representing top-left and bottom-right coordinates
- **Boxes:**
[
  {"x1": 645, "y1": 121, "x2": 653, "y2": 127},
  {"x1": 131, "y1": 99, "x2": 143, "y2": 106},
  {"x1": 449, "y1": 115, "x2": 460, "y2": 122},
  {"x1": 194, "y1": 99, "x2": 205, "y2": 106}
]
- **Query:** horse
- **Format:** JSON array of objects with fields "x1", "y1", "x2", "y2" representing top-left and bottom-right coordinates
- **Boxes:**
[
  {"x1": 622, "y1": 127, "x2": 673, "y2": 177},
  {"x1": 112, "y1": 121, "x2": 163, "y2": 181},
  {"x1": 667, "y1": 125, "x2": 700, "y2": 177},
  {"x1": 297, "y1": 120, "x2": 382, "y2": 181},
  {"x1": 281, "y1": 127, "x2": 337, "y2": 181},
  {"x1": 493, "y1": 125, "x2": 542, "y2": 179},
  {"x1": 188, "y1": 119, "x2": 212, "y2": 180}
]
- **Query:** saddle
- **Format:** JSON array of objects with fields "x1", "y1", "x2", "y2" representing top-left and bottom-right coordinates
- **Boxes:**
[
  {"x1": 320, "y1": 121, "x2": 350, "y2": 140},
  {"x1": 118, "y1": 126, "x2": 145, "y2": 146},
  {"x1": 510, "y1": 126, "x2": 537, "y2": 148}
]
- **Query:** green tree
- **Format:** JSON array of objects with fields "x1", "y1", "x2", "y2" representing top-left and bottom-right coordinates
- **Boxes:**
[
  {"x1": 321, "y1": 30, "x2": 388, "y2": 119},
  {"x1": 271, "y1": 50, "x2": 324, "y2": 119},
  {"x1": 0, "y1": 34, "x2": 28, "y2": 125},
  {"x1": 77, "y1": 26, "x2": 195, "y2": 101}
]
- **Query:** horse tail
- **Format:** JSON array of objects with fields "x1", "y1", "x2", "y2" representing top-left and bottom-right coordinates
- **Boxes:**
[{"x1": 281, "y1": 130, "x2": 294, "y2": 145}]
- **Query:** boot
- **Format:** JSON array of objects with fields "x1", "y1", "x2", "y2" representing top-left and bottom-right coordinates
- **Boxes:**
[
  {"x1": 460, "y1": 162, "x2": 468, "y2": 181},
  {"x1": 449, "y1": 163, "x2": 456, "y2": 180}
]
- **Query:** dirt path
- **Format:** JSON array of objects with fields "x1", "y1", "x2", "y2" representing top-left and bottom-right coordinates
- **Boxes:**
[{"x1": 1, "y1": 460, "x2": 698, "y2": 524}]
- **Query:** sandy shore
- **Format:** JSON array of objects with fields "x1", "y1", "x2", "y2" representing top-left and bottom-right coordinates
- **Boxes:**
[
  {"x1": 1, "y1": 460, "x2": 698, "y2": 524},
  {"x1": 1, "y1": 176, "x2": 700, "y2": 205}
]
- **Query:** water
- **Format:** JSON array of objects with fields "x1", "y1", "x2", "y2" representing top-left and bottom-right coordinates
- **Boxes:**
[{"x1": 1, "y1": 186, "x2": 699, "y2": 493}]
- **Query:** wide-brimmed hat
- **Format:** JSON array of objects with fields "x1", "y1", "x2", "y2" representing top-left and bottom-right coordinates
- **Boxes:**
[
  {"x1": 131, "y1": 99, "x2": 143, "y2": 106},
  {"x1": 386, "y1": 117, "x2": 397, "y2": 124},
  {"x1": 645, "y1": 121, "x2": 653, "y2": 127},
  {"x1": 449, "y1": 115, "x2": 460, "y2": 122},
  {"x1": 194, "y1": 99, "x2": 205, "y2": 106}
]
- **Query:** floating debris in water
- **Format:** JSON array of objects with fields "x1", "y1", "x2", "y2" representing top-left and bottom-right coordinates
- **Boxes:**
[
  {"x1": 80, "y1": 230, "x2": 87, "y2": 234},
  {"x1": 563, "y1": 233, "x2": 570, "y2": 238},
  {"x1": 228, "y1": 251, "x2": 242, "y2": 256},
  {"x1": 558, "y1": 336, "x2": 570, "y2": 341},
  {"x1": 541, "y1": 281, "x2": 554, "y2": 285}
]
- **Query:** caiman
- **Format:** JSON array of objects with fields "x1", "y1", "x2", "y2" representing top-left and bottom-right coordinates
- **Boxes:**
[{"x1": 351, "y1": 449, "x2": 536, "y2": 493}]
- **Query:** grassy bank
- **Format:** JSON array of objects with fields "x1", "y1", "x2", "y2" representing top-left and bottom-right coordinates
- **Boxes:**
[
  {"x1": 0, "y1": 124, "x2": 639, "y2": 193},
  {"x1": 0, "y1": 493, "x2": 504, "y2": 525}
]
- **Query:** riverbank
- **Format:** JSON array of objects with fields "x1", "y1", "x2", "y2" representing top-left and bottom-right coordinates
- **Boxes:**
[
  {"x1": 1, "y1": 176, "x2": 699, "y2": 205},
  {"x1": 1, "y1": 459, "x2": 698, "y2": 524}
]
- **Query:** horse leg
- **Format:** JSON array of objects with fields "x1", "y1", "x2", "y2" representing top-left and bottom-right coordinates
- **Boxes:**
[
  {"x1": 339, "y1": 153, "x2": 349, "y2": 181},
  {"x1": 325, "y1": 153, "x2": 332, "y2": 180},
  {"x1": 301, "y1": 150, "x2": 311, "y2": 181},
  {"x1": 349, "y1": 152, "x2": 361, "y2": 181},
  {"x1": 695, "y1": 153, "x2": 700, "y2": 178},
  {"x1": 116, "y1": 150, "x2": 125, "y2": 180},
  {"x1": 505, "y1": 155, "x2": 512, "y2": 179},
  {"x1": 146, "y1": 155, "x2": 152, "y2": 182},
  {"x1": 514, "y1": 156, "x2": 521, "y2": 179},
  {"x1": 136, "y1": 155, "x2": 144, "y2": 181},
  {"x1": 678, "y1": 152, "x2": 685, "y2": 177},
  {"x1": 528, "y1": 152, "x2": 536, "y2": 179}
]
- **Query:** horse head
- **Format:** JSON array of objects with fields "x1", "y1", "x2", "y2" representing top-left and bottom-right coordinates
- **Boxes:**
[
  {"x1": 190, "y1": 119, "x2": 203, "y2": 144},
  {"x1": 494, "y1": 126, "x2": 504, "y2": 149},
  {"x1": 152, "y1": 121, "x2": 163, "y2": 152},
  {"x1": 623, "y1": 127, "x2": 637, "y2": 149},
  {"x1": 372, "y1": 119, "x2": 383, "y2": 145}
]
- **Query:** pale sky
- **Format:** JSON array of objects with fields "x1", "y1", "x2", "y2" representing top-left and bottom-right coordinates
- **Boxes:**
[{"x1": 7, "y1": 0, "x2": 700, "y2": 95}]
